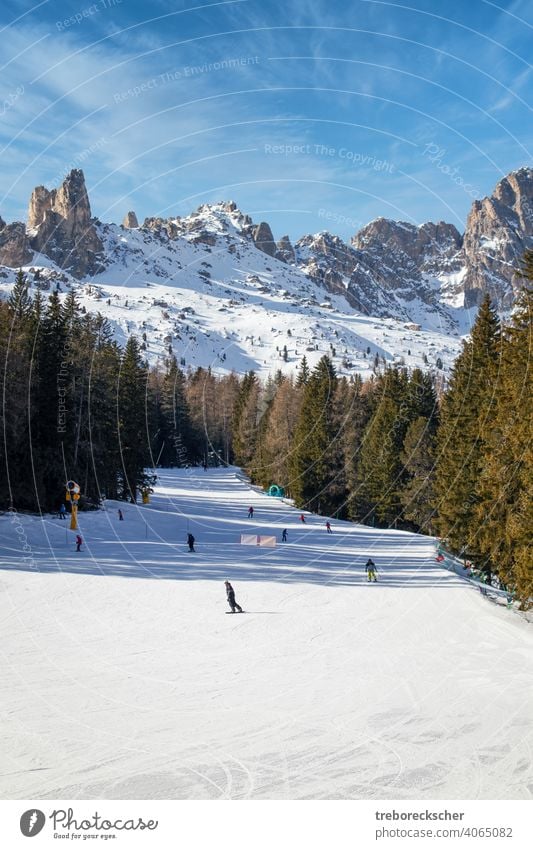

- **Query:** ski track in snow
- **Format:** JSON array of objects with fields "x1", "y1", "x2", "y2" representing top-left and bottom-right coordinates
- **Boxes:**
[{"x1": 0, "y1": 467, "x2": 532, "y2": 800}]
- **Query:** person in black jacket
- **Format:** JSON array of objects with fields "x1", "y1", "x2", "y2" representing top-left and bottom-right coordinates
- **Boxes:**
[
  {"x1": 187, "y1": 533, "x2": 195, "y2": 552},
  {"x1": 365, "y1": 558, "x2": 378, "y2": 581},
  {"x1": 224, "y1": 580, "x2": 243, "y2": 613}
]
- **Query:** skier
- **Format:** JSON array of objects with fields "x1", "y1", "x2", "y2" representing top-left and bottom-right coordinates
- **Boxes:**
[
  {"x1": 118, "y1": 508, "x2": 124, "y2": 521},
  {"x1": 224, "y1": 580, "x2": 243, "y2": 613},
  {"x1": 326, "y1": 521, "x2": 332, "y2": 533},
  {"x1": 300, "y1": 514, "x2": 306, "y2": 523},
  {"x1": 281, "y1": 528, "x2": 288, "y2": 542},
  {"x1": 248, "y1": 506, "x2": 254, "y2": 518},
  {"x1": 187, "y1": 532, "x2": 195, "y2": 552},
  {"x1": 365, "y1": 558, "x2": 377, "y2": 582},
  {"x1": 58, "y1": 503, "x2": 66, "y2": 520},
  {"x1": 75, "y1": 534, "x2": 83, "y2": 552}
]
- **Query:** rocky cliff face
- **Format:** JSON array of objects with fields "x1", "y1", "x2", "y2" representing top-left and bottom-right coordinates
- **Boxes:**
[
  {"x1": 0, "y1": 218, "x2": 32, "y2": 267},
  {"x1": 295, "y1": 223, "x2": 463, "y2": 320},
  {"x1": 27, "y1": 169, "x2": 104, "y2": 277},
  {"x1": 462, "y1": 168, "x2": 533, "y2": 307},
  {"x1": 348, "y1": 218, "x2": 464, "y2": 312},
  {"x1": 294, "y1": 169, "x2": 532, "y2": 316}
]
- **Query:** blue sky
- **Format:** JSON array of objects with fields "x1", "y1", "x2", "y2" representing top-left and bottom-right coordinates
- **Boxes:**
[{"x1": 1, "y1": 0, "x2": 531, "y2": 242}]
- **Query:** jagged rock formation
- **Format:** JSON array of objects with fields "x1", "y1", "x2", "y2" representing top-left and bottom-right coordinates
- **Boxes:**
[
  {"x1": 0, "y1": 166, "x2": 531, "y2": 325},
  {"x1": 122, "y1": 211, "x2": 139, "y2": 228},
  {"x1": 276, "y1": 235, "x2": 295, "y2": 264},
  {"x1": 463, "y1": 167, "x2": 533, "y2": 307},
  {"x1": 296, "y1": 232, "x2": 362, "y2": 307},
  {"x1": 27, "y1": 169, "x2": 104, "y2": 277},
  {"x1": 143, "y1": 216, "x2": 180, "y2": 240},
  {"x1": 0, "y1": 218, "x2": 32, "y2": 267},
  {"x1": 348, "y1": 219, "x2": 464, "y2": 310},
  {"x1": 252, "y1": 221, "x2": 277, "y2": 257}
]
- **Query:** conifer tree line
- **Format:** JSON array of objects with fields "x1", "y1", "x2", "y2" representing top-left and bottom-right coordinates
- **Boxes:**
[{"x1": 1, "y1": 262, "x2": 531, "y2": 605}]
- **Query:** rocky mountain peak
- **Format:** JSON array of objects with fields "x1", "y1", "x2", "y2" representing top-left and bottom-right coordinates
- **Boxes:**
[
  {"x1": 463, "y1": 167, "x2": 533, "y2": 307},
  {"x1": 252, "y1": 221, "x2": 277, "y2": 257},
  {"x1": 122, "y1": 211, "x2": 139, "y2": 228},
  {"x1": 0, "y1": 218, "x2": 32, "y2": 267},
  {"x1": 276, "y1": 234, "x2": 295, "y2": 263},
  {"x1": 27, "y1": 169, "x2": 104, "y2": 277}
]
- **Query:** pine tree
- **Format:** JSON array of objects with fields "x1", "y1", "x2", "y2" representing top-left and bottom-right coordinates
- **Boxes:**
[
  {"x1": 233, "y1": 376, "x2": 260, "y2": 470},
  {"x1": 32, "y1": 291, "x2": 73, "y2": 509},
  {"x1": 117, "y1": 336, "x2": 150, "y2": 501},
  {"x1": 232, "y1": 372, "x2": 259, "y2": 466},
  {"x1": 87, "y1": 338, "x2": 122, "y2": 501},
  {"x1": 250, "y1": 376, "x2": 301, "y2": 491},
  {"x1": 473, "y1": 281, "x2": 532, "y2": 605},
  {"x1": 345, "y1": 376, "x2": 374, "y2": 522},
  {"x1": 296, "y1": 355, "x2": 310, "y2": 386},
  {"x1": 357, "y1": 396, "x2": 403, "y2": 526},
  {"x1": 399, "y1": 416, "x2": 437, "y2": 532},
  {"x1": 290, "y1": 356, "x2": 338, "y2": 512},
  {"x1": 8, "y1": 269, "x2": 32, "y2": 320},
  {"x1": 435, "y1": 295, "x2": 501, "y2": 556}
]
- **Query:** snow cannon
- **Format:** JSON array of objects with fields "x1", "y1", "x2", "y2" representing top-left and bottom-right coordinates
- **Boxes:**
[
  {"x1": 267, "y1": 484, "x2": 285, "y2": 498},
  {"x1": 141, "y1": 487, "x2": 150, "y2": 504},
  {"x1": 65, "y1": 480, "x2": 81, "y2": 530}
]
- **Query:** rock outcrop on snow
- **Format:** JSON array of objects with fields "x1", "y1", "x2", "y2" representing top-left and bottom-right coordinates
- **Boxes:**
[
  {"x1": 122, "y1": 211, "x2": 139, "y2": 228},
  {"x1": 276, "y1": 234, "x2": 295, "y2": 264},
  {"x1": 252, "y1": 221, "x2": 277, "y2": 257},
  {"x1": 27, "y1": 169, "x2": 104, "y2": 277},
  {"x1": 0, "y1": 218, "x2": 32, "y2": 267},
  {"x1": 462, "y1": 167, "x2": 533, "y2": 307}
]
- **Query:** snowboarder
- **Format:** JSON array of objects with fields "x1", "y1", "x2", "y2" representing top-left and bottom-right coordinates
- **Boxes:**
[
  {"x1": 75, "y1": 534, "x2": 83, "y2": 552},
  {"x1": 326, "y1": 521, "x2": 332, "y2": 533},
  {"x1": 247, "y1": 506, "x2": 254, "y2": 518},
  {"x1": 365, "y1": 558, "x2": 377, "y2": 582},
  {"x1": 187, "y1": 532, "x2": 195, "y2": 552},
  {"x1": 224, "y1": 580, "x2": 243, "y2": 613},
  {"x1": 281, "y1": 528, "x2": 287, "y2": 542},
  {"x1": 58, "y1": 503, "x2": 66, "y2": 519},
  {"x1": 118, "y1": 508, "x2": 123, "y2": 521},
  {"x1": 300, "y1": 514, "x2": 306, "y2": 523}
]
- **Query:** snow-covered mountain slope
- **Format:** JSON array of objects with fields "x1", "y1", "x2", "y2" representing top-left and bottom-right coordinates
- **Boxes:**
[
  {"x1": 0, "y1": 192, "x2": 467, "y2": 378},
  {"x1": 1, "y1": 167, "x2": 532, "y2": 377},
  {"x1": 1, "y1": 467, "x2": 531, "y2": 800}
]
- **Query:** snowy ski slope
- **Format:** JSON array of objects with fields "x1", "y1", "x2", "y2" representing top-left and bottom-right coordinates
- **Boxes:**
[{"x1": 1, "y1": 468, "x2": 532, "y2": 800}]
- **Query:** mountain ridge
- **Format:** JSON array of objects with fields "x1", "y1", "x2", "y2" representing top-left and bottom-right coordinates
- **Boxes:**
[{"x1": 0, "y1": 166, "x2": 531, "y2": 378}]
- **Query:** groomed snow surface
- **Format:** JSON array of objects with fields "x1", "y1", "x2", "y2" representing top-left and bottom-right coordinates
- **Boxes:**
[{"x1": 1, "y1": 468, "x2": 532, "y2": 800}]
